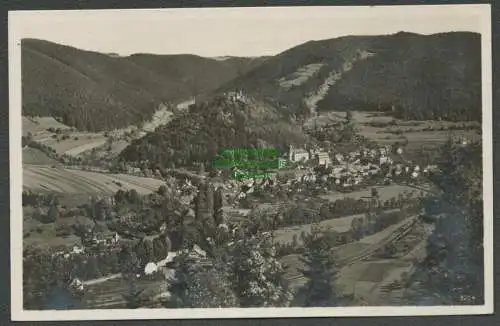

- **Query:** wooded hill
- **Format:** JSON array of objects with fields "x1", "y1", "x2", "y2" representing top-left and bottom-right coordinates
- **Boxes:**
[
  {"x1": 22, "y1": 32, "x2": 481, "y2": 134},
  {"x1": 119, "y1": 95, "x2": 311, "y2": 168},
  {"x1": 22, "y1": 39, "x2": 266, "y2": 131},
  {"x1": 214, "y1": 32, "x2": 481, "y2": 121}
]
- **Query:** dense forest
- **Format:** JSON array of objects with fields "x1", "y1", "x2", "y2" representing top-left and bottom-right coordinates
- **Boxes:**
[
  {"x1": 119, "y1": 95, "x2": 311, "y2": 168},
  {"x1": 21, "y1": 39, "x2": 266, "y2": 131},
  {"x1": 216, "y1": 32, "x2": 481, "y2": 121},
  {"x1": 318, "y1": 32, "x2": 481, "y2": 121},
  {"x1": 405, "y1": 139, "x2": 484, "y2": 304},
  {"x1": 22, "y1": 32, "x2": 481, "y2": 133}
]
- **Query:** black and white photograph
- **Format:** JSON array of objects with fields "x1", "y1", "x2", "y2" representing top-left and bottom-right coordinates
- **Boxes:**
[{"x1": 9, "y1": 4, "x2": 493, "y2": 321}]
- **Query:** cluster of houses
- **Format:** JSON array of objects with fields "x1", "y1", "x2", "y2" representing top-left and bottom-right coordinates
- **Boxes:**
[
  {"x1": 224, "y1": 89, "x2": 249, "y2": 103},
  {"x1": 288, "y1": 145, "x2": 331, "y2": 167},
  {"x1": 51, "y1": 231, "x2": 121, "y2": 260},
  {"x1": 225, "y1": 143, "x2": 442, "y2": 200},
  {"x1": 286, "y1": 144, "x2": 439, "y2": 188}
]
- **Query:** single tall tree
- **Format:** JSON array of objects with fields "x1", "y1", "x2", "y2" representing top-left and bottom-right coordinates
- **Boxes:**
[
  {"x1": 45, "y1": 203, "x2": 60, "y2": 223},
  {"x1": 228, "y1": 234, "x2": 289, "y2": 307},
  {"x1": 213, "y1": 187, "x2": 224, "y2": 226},
  {"x1": 297, "y1": 227, "x2": 338, "y2": 307}
]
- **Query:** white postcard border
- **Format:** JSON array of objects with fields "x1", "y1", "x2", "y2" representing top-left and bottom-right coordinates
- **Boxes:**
[{"x1": 9, "y1": 4, "x2": 494, "y2": 321}]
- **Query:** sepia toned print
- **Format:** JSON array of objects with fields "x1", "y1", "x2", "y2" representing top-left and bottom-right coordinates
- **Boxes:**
[{"x1": 9, "y1": 4, "x2": 493, "y2": 321}]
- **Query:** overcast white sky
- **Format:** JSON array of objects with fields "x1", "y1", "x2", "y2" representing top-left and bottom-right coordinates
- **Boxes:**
[{"x1": 9, "y1": 5, "x2": 486, "y2": 57}]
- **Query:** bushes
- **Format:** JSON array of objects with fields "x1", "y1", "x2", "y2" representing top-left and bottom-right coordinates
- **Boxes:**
[
  {"x1": 244, "y1": 194, "x2": 419, "y2": 236},
  {"x1": 55, "y1": 223, "x2": 72, "y2": 237},
  {"x1": 319, "y1": 198, "x2": 368, "y2": 220}
]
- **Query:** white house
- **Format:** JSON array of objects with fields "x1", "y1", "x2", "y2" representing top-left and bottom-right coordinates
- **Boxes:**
[
  {"x1": 226, "y1": 89, "x2": 247, "y2": 102},
  {"x1": 144, "y1": 262, "x2": 158, "y2": 275},
  {"x1": 72, "y1": 246, "x2": 84, "y2": 254},
  {"x1": 157, "y1": 252, "x2": 178, "y2": 268},
  {"x1": 288, "y1": 145, "x2": 310, "y2": 162},
  {"x1": 314, "y1": 152, "x2": 331, "y2": 167},
  {"x1": 70, "y1": 277, "x2": 84, "y2": 292}
]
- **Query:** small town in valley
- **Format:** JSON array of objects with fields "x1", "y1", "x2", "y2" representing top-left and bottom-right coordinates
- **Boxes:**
[{"x1": 20, "y1": 18, "x2": 484, "y2": 311}]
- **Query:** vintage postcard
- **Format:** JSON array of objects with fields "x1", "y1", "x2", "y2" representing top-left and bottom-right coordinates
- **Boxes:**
[{"x1": 9, "y1": 4, "x2": 493, "y2": 321}]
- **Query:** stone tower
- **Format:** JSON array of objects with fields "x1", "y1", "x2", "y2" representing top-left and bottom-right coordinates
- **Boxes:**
[{"x1": 288, "y1": 144, "x2": 294, "y2": 161}]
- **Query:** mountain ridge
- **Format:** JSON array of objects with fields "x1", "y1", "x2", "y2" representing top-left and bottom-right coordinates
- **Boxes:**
[
  {"x1": 22, "y1": 38, "x2": 267, "y2": 131},
  {"x1": 212, "y1": 31, "x2": 481, "y2": 121}
]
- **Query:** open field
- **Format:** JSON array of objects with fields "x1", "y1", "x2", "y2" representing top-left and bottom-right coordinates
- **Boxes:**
[
  {"x1": 22, "y1": 116, "x2": 71, "y2": 136},
  {"x1": 282, "y1": 214, "x2": 418, "y2": 279},
  {"x1": 283, "y1": 215, "x2": 422, "y2": 297},
  {"x1": 339, "y1": 224, "x2": 432, "y2": 305},
  {"x1": 366, "y1": 238, "x2": 430, "y2": 305},
  {"x1": 141, "y1": 106, "x2": 174, "y2": 133},
  {"x1": 305, "y1": 111, "x2": 480, "y2": 148},
  {"x1": 273, "y1": 208, "x2": 401, "y2": 245},
  {"x1": 22, "y1": 148, "x2": 57, "y2": 165},
  {"x1": 22, "y1": 98, "x2": 195, "y2": 160},
  {"x1": 82, "y1": 276, "x2": 168, "y2": 309},
  {"x1": 23, "y1": 208, "x2": 87, "y2": 248},
  {"x1": 45, "y1": 135, "x2": 108, "y2": 156},
  {"x1": 23, "y1": 164, "x2": 165, "y2": 195},
  {"x1": 23, "y1": 116, "x2": 108, "y2": 156},
  {"x1": 94, "y1": 140, "x2": 130, "y2": 158},
  {"x1": 353, "y1": 111, "x2": 481, "y2": 146},
  {"x1": 278, "y1": 63, "x2": 325, "y2": 90}
]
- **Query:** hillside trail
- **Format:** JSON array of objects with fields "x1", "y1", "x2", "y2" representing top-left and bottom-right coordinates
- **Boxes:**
[
  {"x1": 303, "y1": 50, "x2": 376, "y2": 120},
  {"x1": 83, "y1": 273, "x2": 122, "y2": 286}
]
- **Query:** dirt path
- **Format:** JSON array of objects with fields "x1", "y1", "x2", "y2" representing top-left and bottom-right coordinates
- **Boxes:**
[
  {"x1": 83, "y1": 273, "x2": 122, "y2": 286},
  {"x1": 82, "y1": 252, "x2": 178, "y2": 286}
]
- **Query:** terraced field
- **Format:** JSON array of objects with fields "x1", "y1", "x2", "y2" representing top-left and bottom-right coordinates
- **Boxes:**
[{"x1": 23, "y1": 165, "x2": 165, "y2": 195}]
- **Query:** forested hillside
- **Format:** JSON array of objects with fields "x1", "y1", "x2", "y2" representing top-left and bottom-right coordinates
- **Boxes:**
[
  {"x1": 318, "y1": 32, "x2": 481, "y2": 121},
  {"x1": 22, "y1": 39, "x2": 266, "y2": 131},
  {"x1": 119, "y1": 95, "x2": 311, "y2": 168},
  {"x1": 215, "y1": 32, "x2": 481, "y2": 121}
]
